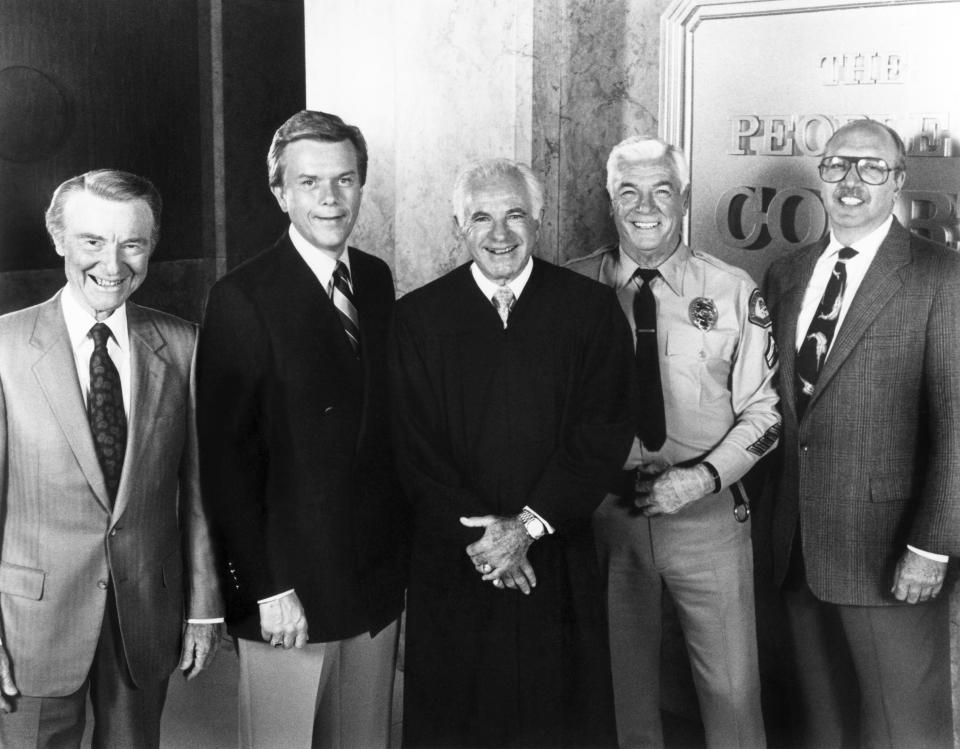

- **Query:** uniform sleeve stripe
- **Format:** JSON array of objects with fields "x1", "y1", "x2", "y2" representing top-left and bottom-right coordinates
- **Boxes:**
[{"x1": 747, "y1": 422, "x2": 781, "y2": 456}]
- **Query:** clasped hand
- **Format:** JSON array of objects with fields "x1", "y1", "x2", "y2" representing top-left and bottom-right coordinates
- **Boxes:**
[
  {"x1": 460, "y1": 515, "x2": 537, "y2": 594},
  {"x1": 634, "y1": 462, "x2": 713, "y2": 516}
]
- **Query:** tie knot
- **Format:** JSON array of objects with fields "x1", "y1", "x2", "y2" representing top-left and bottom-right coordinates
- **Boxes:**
[
  {"x1": 837, "y1": 246, "x2": 858, "y2": 262},
  {"x1": 635, "y1": 268, "x2": 660, "y2": 285},
  {"x1": 334, "y1": 260, "x2": 351, "y2": 285},
  {"x1": 492, "y1": 286, "x2": 516, "y2": 311},
  {"x1": 89, "y1": 323, "x2": 112, "y2": 349}
]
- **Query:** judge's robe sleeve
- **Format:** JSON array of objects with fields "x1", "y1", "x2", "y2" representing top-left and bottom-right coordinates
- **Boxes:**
[
  {"x1": 522, "y1": 292, "x2": 636, "y2": 530},
  {"x1": 389, "y1": 308, "x2": 490, "y2": 544}
]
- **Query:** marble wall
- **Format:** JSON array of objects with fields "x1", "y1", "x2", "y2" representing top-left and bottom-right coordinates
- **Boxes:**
[
  {"x1": 306, "y1": 0, "x2": 537, "y2": 295},
  {"x1": 305, "y1": 0, "x2": 669, "y2": 292}
]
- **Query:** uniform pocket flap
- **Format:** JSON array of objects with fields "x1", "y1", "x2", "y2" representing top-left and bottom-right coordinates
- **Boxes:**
[{"x1": 0, "y1": 560, "x2": 46, "y2": 600}]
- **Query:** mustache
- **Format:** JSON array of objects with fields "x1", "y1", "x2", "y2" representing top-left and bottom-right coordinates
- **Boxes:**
[{"x1": 834, "y1": 186, "x2": 867, "y2": 201}]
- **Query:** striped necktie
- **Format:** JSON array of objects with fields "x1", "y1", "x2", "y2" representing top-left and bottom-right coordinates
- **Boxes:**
[{"x1": 331, "y1": 260, "x2": 360, "y2": 355}]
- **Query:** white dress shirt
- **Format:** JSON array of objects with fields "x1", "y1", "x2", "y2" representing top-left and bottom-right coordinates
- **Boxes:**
[
  {"x1": 288, "y1": 223, "x2": 352, "y2": 294},
  {"x1": 794, "y1": 216, "x2": 945, "y2": 563},
  {"x1": 61, "y1": 285, "x2": 131, "y2": 416},
  {"x1": 794, "y1": 215, "x2": 892, "y2": 354}
]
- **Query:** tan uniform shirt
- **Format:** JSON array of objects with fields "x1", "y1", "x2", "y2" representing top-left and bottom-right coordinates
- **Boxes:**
[{"x1": 601, "y1": 244, "x2": 781, "y2": 488}]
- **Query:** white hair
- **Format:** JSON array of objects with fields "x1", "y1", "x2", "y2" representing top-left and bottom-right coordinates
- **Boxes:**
[
  {"x1": 605, "y1": 135, "x2": 689, "y2": 198},
  {"x1": 452, "y1": 158, "x2": 544, "y2": 225}
]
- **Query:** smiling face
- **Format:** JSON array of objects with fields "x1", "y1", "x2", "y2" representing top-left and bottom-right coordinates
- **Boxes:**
[
  {"x1": 271, "y1": 138, "x2": 363, "y2": 259},
  {"x1": 611, "y1": 156, "x2": 688, "y2": 267},
  {"x1": 56, "y1": 191, "x2": 155, "y2": 320},
  {"x1": 820, "y1": 121, "x2": 905, "y2": 245},
  {"x1": 458, "y1": 171, "x2": 540, "y2": 284}
]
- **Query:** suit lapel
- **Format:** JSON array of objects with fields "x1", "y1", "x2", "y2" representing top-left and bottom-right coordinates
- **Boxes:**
[
  {"x1": 348, "y1": 247, "x2": 377, "y2": 457},
  {"x1": 776, "y1": 242, "x2": 824, "y2": 422},
  {"x1": 114, "y1": 304, "x2": 167, "y2": 521},
  {"x1": 30, "y1": 294, "x2": 112, "y2": 512},
  {"x1": 808, "y1": 221, "x2": 910, "y2": 412}
]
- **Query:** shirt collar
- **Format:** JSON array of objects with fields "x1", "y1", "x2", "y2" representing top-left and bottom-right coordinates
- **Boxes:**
[
  {"x1": 288, "y1": 224, "x2": 351, "y2": 290},
  {"x1": 824, "y1": 214, "x2": 893, "y2": 264},
  {"x1": 470, "y1": 256, "x2": 534, "y2": 300},
  {"x1": 60, "y1": 284, "x2": 130, "y2": 353},
  {"x1": 614, "y1": 243, "x2": 690, "y2": 297}
]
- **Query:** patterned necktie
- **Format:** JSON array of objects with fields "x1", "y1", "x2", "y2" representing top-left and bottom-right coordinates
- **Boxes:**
[
  {"x1": 88, "y1": 323, "x2": 127, "y2": 503},
  {"x1": 633, "y1": 268, "x2": 666, "y2": 450},
  {"x1": 331, "y1": 260, "x2": 360, "y2": 355},
  {"x1": 795, "y1": 246, "x2": 858, "y2": 419},
  {"x1": 492, "y1": 286, "x2": 516, "y2": 329}
]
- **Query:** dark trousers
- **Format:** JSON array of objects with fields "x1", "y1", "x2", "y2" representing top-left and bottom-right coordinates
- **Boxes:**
[
  {"x1": 783, "y1": 581, "x2": 951, "y2": 749},
  {"x1": 0, "y1": 587, "x2": 169, "y2": 749}
]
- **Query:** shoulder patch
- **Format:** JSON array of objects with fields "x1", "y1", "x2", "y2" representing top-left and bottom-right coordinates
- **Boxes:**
[
  {"x1": 747, "y1": 422, "x2": 781, "y2": 457},
  {"x1": 748, "y1": 288, "x2": 771, "y2": 328}
]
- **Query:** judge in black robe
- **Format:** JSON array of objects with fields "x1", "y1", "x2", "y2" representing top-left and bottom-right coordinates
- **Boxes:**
[{"x1": 390, "y1": 158, "x2": 635, "y2": 748}]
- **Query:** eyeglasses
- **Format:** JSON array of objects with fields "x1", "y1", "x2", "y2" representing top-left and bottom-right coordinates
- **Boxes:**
[{"x1": 818, "y1": 155, "x2": 901, "y2": 186}]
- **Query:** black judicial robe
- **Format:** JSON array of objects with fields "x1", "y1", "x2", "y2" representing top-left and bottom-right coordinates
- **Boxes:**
[{"x1": 390, "y1": 259, "x2": 635, "y2": 748}]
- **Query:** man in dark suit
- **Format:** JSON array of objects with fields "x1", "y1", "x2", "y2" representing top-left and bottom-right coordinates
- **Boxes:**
[
  {"x1": 390, "y1": 158, "x2": 634, "y2": 747},
  {"x1": 197, "y1": 110, "x2": 406, "y2": 748},
  {"x1": 0, "y1": 169, "x2": 223, "y2": 748},
  {"x1": 764, "y1": 119, "x2": 960, "y2": 748}
]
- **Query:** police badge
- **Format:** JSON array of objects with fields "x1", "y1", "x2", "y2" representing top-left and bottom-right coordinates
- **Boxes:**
[{"x1": 688, "y1": 297, "x2": 718, "y2": 331}]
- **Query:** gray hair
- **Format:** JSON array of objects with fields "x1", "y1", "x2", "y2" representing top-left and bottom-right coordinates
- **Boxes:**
[
  {"x1": 45, "y1": 169, "x2": 162, "y2": 244},
  {"x1": 605, "y1": 135, "x2": 690, "y2": 199},
  {"x1": 452, "y1": 158, "x2": 544, "y2": 226}
]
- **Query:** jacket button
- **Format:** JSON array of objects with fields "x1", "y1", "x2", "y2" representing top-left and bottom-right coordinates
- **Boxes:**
[
  {"x1": 801, "y1": 444, "x2": 809, "y2": 452},
  {"x1": 109, "y1": 528, "x2": 119, "y2": 537},
  {"x1": 97, "y1": 579, "x2": 109, "y2": 590}
]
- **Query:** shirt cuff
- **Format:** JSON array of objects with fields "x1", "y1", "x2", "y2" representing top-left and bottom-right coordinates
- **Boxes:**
[
  {"x1": 187, "y1": 618, "x2": 225, "y2": 624},
  {"x1": 257, "y1": 589, "x2": 295, "y2": 605},
  {"x1": 906, "y1": 545, "x2": 949, "y2": 563},
  {"x1": 523, "y1": 506, "x2": 555, "y2": 535}
]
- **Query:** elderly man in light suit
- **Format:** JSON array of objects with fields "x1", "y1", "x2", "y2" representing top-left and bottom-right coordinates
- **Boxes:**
[
  {"x1": 764, "y1": 119, "x2": 960, "y2": 748},
  {"x1": 0, "y1": 169, "x2": 223, "y2": 748}
]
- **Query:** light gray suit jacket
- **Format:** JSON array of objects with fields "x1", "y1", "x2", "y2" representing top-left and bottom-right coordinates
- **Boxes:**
[
  {"x1": 0, "y1": 292, "x2": 222, "y2": 696},
  {"x1": 764, "y1": 219, "x2": 960, "y2": 605}
]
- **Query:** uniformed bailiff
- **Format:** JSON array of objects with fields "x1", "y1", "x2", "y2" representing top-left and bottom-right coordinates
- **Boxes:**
[{"x1": 568, "y1": 135, "x2": 781, "y2": 749}]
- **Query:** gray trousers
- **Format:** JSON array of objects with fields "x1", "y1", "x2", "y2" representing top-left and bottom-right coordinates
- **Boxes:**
[
  {"x1": 594, "y1": 489, "x2": 766, "y2": 749},
  {"x1": 237, "y1": 617, "x2": 399, "y2": 749},
  {"x1": 0, "y1": 587, "x2": 168, "y2": 749},
  {"x1": 784, "y1": 581, "x2": 951, "y2": 749}
]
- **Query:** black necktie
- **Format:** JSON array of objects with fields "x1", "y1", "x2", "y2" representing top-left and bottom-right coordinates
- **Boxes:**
[
  {"x1": 88, "y1": 323, "x2": 127, "y2": 502},
  {"x1": 331, "y1": 261, "x2": 360, "y2": 355},
  {"x1": 633, "y1": 268, "x2": 666, "y2": 450},
  {"x1": 795, "y1": 247, "x2": 858, "y2": 419}
]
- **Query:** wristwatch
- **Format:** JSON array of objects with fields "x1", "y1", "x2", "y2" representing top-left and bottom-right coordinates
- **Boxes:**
[{"x1": 518, "y1": 508, "x2": 546, "y2": 540}]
